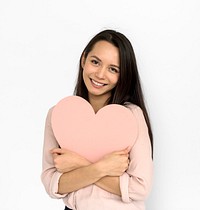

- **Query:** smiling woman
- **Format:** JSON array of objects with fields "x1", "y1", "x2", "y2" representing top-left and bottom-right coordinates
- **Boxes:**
[
  {"x1": 41, "y1": 29, "x2": 153, "y2": 210},
  {"x1": 82, "y1": 41, "x2": 120, "y2": 112}
]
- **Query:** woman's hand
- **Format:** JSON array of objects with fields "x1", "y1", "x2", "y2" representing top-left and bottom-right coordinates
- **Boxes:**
[
  {"x1": 51, "y1": 148, "x2": 91, "y2": 173},
  {"x1": 95, "y1": 147, "x2": 131, "y2": 177}
]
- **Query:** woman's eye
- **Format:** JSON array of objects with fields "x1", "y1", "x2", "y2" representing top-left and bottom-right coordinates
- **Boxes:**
[
  {"x1": 91, "y1": 60, "x2": 99, "y2": 65},
  {"x1": 110, "y1": 67, "x2": 119, "y2": 73}
]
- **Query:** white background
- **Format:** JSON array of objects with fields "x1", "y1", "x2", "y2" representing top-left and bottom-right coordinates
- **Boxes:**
[{"x1": 0, "y1": 0, "x2": 200, "y2": 209}]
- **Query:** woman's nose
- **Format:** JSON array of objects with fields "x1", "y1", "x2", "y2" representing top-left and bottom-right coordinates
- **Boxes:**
[{"x1": 95, "y1": 66, "x2": 106, "y2": 79}]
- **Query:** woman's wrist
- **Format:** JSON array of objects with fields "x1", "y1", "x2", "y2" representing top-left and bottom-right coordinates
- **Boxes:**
[
  {"x1": 77, "y1": 157, "x2": 91, "y2": 167},
  {"x1": 91, "y1": 161, "x2": 108, "y2": 178}
]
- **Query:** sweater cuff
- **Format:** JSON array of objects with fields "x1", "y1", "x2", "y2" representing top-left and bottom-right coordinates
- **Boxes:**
[
  {"x1": 50, "y1": 171, "x2": 67, "y2": 198},
  {"x1": 119, "y1": 172, "x2": 131, "y2": 203}
]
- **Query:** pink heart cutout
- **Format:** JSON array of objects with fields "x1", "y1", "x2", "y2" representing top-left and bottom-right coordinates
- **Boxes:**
[{"x1": 51, "y1": 96, "x2": 138, "y2": 162}]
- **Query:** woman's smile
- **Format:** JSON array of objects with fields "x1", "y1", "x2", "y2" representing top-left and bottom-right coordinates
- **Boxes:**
[
  {"x1": 90, "y1": 78, "x2": 107, "y2": 88},
  {"x1": 82, "y1": 41, "x2": 120, "y2": 102}
]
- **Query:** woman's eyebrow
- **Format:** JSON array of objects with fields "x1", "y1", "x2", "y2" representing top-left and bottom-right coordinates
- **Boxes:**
[
  {"x1": 90, "y1": 55, "x2": 101, "y2": 62},
  {"x1": 110, "y1": 64, "x2": 120, "y2": 69},
  {"x1": 90, "y1": 55, "x2": 120, "y2": 69}
]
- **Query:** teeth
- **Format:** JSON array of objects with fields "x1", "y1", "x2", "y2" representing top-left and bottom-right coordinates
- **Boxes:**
[{"x1": 92, "y1": 79, "x2": 104, "y2": 86}]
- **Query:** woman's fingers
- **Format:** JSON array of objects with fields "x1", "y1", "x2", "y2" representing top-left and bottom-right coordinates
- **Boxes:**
[
  {"x1": 112, "y1": 146, "x2": 131, "y2": 155},
  {"x1": 50, "y1": 148, "x2": 67, "y2": 155}
]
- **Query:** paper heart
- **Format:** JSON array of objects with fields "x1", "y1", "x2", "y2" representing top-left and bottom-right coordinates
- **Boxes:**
[{"x1": 51, "y1": 96, "x2": 138, "y2": 162}]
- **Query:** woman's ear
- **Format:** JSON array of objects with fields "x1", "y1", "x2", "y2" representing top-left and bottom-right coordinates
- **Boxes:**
[{"x1": 81, "y1": 53, "x2": 86, "y2": 69}]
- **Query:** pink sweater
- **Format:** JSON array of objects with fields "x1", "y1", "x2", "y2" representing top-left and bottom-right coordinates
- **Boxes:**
[{"x1": 41, "y1": 104, "x2": 153, "y2": 210}]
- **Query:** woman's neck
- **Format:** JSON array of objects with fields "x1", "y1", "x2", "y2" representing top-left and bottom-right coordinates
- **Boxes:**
[{"x1": 88, "y1": 94, "x2": 109, "y2": 113}]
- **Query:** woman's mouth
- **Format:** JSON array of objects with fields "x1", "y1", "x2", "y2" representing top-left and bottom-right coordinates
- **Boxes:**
[{"x1": 90, "y1": 79, "x2": 106, "y2": 88}]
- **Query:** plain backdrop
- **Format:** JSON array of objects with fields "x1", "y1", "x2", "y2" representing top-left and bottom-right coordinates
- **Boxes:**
[{"x1": 0, "y1": 0, "x2": 200, "y2": 209}]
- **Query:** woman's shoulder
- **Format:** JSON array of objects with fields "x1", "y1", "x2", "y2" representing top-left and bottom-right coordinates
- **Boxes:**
[
  {"x1": 45, "y1": 106, "x2": 56, "y2": 122},
  {"x1": 124, "y1": 102, "x2": 142, "y2": 113},
  {"x1": 124, "y1": 102, "x2": 146, "y2": 123},
  {"x1": 47, "y1": 105, "x2": 55, "y2": 114}
]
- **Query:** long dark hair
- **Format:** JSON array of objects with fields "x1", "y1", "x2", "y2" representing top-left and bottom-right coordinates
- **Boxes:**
[{"x1": 74, "y1": 29, "x2": 153, "y2": 158}]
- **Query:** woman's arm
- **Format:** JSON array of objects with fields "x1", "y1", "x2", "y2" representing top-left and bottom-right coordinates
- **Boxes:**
[
  {"x1": 52, "y1": 148, "x2": 130, "y2": 195},
  {"x1": 119, "y1": 105, "x2": 153, "y2": 203},
  {"x1": 95, "y1": 176, "x2": 121, "y2": 196},
  {"x1": 51, "y1": 148, "x2": 91, "y2": 173},
  {"x1": 52, "y1": 148, "x2": 122, "y2": 195},
  {"x1": 58, "y1": 162, "x2": 104, "y2": 194},
  {"x1": 53, "y1": 151, "x2": 122, "y2": 195},
  {"x1": 41, "y1": 108, "x2": 67, "y2": 199}
]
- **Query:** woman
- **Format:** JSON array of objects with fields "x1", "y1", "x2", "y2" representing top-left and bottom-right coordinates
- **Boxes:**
[{"x1": 41, "y1": 29, "x2": 153, "y2": 210}]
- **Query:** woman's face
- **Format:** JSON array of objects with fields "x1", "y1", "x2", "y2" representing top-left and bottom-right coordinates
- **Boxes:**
[{"x1": 82, "y1": 41, "x2": 120, "y2": 102}]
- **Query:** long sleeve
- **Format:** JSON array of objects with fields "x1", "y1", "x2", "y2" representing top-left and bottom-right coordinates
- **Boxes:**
[
  {"x1": 41, "y1": 107, "x2": 67, "y2": 199},
  {"x1": 120, "y1": 105, "x2": 153, "y2": 202}
]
